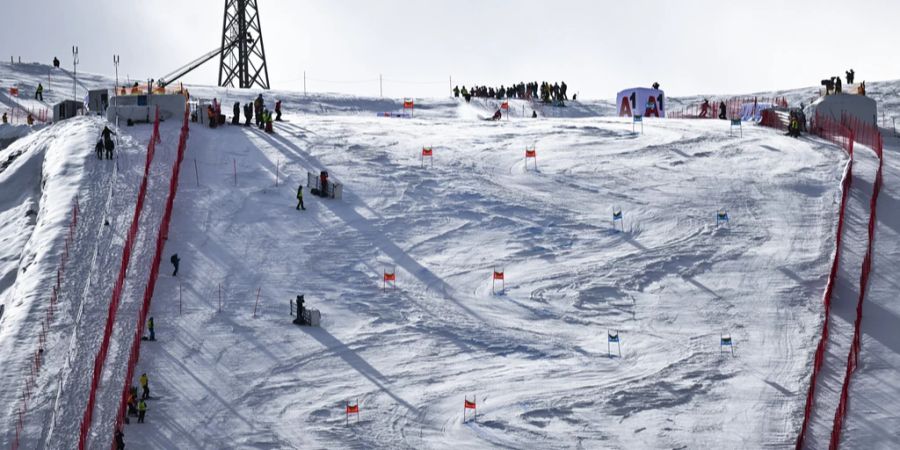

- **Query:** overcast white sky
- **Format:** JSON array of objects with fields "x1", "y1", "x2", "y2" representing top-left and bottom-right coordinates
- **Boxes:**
[{"x1": 2, "y1": 0, "x2": 898, "y2": 99}]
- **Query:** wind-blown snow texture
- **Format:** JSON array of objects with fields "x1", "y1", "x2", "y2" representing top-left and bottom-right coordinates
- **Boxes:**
[{"x1": 0, "y1": 61, "x2": 898, "y2": 449}]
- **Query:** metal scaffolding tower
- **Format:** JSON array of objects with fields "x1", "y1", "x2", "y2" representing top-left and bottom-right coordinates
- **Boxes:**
[{"x1": 218, "y1": 0, "x2": 270, "y2": 89}]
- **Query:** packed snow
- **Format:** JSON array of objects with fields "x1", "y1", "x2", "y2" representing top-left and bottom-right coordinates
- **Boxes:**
[{"x1": 0, "y1": 61, "x2": 898, "y2": 449}]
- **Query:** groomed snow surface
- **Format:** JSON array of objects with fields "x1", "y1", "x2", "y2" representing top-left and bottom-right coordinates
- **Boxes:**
[
  {"x1": 1, "y1": 61, "x2": 899, "y2": 449},
  {"x1": 129, "y1": 110, "x2": 847, "y2": 449}
]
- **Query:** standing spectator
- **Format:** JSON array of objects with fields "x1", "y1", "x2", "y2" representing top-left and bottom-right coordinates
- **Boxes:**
[
  {"x1": 275, "y1": 100, "x2": 283, "y2": 121},
  {"x1": 244, "y1": 103, "x2": 252, "y2": 126},
  {"x1": 52, "y1": 57, "x2": 60, "y2": 68},
  {"x1": 232, "y1": 102, "x2": 240, "y2": 125},
  {"x1": 835, "y1": 76, "x2": 842, "y2": 94},
  {"x1": 101, "y1": 126, "x2": 116, "y2": 160},
  {"x1": 453, "y1": 85, "x2": 460, "y2": 98},
  {"x1": 147, "y1": 317, "x2": 155, "y2": 341},
  {"x1": 170, "y1": 253, "x2": 180, "y2": 276},
  {"x1": 35, "y1": 83, "x2": 44, "y2": 101},
  {"x1": 139, "y1": 373, "x2": 150, "y2": 400},
  {"x1": 296, "y1": 185, "x2": 305, "y2": 210},
  {"x1": 137, "y1": 400, "x2": 147, "y2": 423},
  {"x1": 114, "y1": 429, "x2": 125, "y2": 450},
  {"x1": 846, "y1": 69, "x2": 855, "y2": 85}
]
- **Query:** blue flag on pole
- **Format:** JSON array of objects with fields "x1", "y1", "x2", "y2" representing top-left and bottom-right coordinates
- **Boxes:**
[
  {"x1": 608, "y1": 333, "x2": 619, "y2": 343},
  {"x1": 613, "y1": 210, "x2": 623, "y2": 221}
]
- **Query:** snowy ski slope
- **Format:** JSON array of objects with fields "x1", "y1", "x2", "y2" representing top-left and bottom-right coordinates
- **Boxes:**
[{"x1": 0, "y1": 61, "x2": 898, "y2": 448}]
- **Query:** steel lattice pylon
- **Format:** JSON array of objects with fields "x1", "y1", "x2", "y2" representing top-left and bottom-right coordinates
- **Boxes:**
[{"x1": 218, "y1": 0, "x2": 270, "y2": 89}]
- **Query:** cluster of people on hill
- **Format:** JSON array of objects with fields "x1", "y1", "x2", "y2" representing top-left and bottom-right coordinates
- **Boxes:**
[
  {"x1": 822, "y1": 69, "x2": 865, "y2": 95},
  {"x1": 200, "y1": 94, "x2": 282, "y2": 134},
  {"x1": 95, "y1": 126, "x2": 116, "y2": 160},
  {"x1": 453, "y1": 81, "x2": 572, "y2": 104},
  {"x1": 699, "y1": 99, "x2": 729, "y2": 120}
]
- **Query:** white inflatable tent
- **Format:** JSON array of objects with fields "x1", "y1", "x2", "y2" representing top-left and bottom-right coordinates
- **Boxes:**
[
  {"x1": 807, "y1": 93, "x2": 877, "y2": 126},
  {"x1": 616, "y1": 87, "x2": 665, "y2": 118}
]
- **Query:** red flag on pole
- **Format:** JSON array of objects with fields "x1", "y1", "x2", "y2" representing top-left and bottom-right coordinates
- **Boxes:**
[
  {"x1": 9, "y1": 87, "x2": 19, "y2": 97},
  {"x1": 493, "y1": 271, "x2": 504, "y2": 280},
  {"x1": 525, "y1": 149, "x2": 536, "y2": 158},
  {"x1": 464, "y1": 400, "x2": 476, "y2": 409},
  {"x1": 346, "y1": 404, "x2": 359, "y2": 414},
  {"x1": 421, "y1": 147, "x2": 433, "y2": 157},
  {"x1": 500, "y1": 101, "x2": 509, "y2": 110}
]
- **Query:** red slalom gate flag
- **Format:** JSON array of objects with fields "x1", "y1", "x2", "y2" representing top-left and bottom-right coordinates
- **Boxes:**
[
  {"x1": 346, "y1": 404, "x2": 359, "y2": 414},
  {"x1": 9, "y1": 87, "x2": 18, "y2": 97},
  {"x1": 464, "y1": 400, "x2": 476, "y2": 409},
  {"x1": 500, "y1": 101, "x2": 509, "y2": 110},
  {"x1": 493, "y1": 271, "x2": 504, "y2": 280},
  {"x1": 525, "y1": 149, "x2": 536, "y2": 158},
  {"x1": 422, "y1": 147, "x2": 433, "y2": 156},
  {"x1": 383, "y1": 272, "x2": 396, "y2": 282},
  {"x1": 403, "y1": 100, "x2": 414, "y2": 109}
]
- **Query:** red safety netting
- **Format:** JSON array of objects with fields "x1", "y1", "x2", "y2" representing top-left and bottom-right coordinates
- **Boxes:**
[
  {"x1": 795, "y1": 112, "x2": 883, "y2": 450},
  {"x1": 109, "y1": 102, "x2": 191, "y2": 449},
  {"x1": 8, "y1": 199, "x2": 79, "y2": 450},
  {"x1": 78, "y1": 107, "x2": 161, "y2": 450},
  {"x1": 827, "y1": 115, "x2": 883, "y2": 450}
]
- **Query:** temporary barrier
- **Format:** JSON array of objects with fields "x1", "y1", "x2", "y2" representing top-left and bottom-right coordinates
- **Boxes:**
[
  {"x1": 110, "y1": 101, "x2": 191, "y2": 449},
  {"x1": 7, "y1": 199, "x2": 79, "y2": 450},
  {"x1": 795, "y1": 111, "x2": 883, "y2": 450},
  {"x1": 78, "y1": 107, "x2": 161, "y2": 450}
]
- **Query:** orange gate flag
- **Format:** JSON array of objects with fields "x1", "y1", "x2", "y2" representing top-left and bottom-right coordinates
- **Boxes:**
[{"x1": 464, "y1": 400, "x2": 477, "y2": 409}]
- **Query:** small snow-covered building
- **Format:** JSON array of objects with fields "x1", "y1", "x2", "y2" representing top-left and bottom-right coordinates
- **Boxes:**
[
  {"x1": 616, "y1": 87, "x2": 665, "y2": 117},
  {"x1": 106, "y1": 93, "x2": 186, "y2": 123},
  {"x1": 808, "y1": 93, "x2": 877, "y2": 126},
  {"x1": 53, "y1": 100, "x2": 84, "y2": 122}
]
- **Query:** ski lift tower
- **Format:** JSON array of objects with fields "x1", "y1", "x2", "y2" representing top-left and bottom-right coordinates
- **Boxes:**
[{"x1": 218, "y1": 0, "x2": 271, "y2": 89}]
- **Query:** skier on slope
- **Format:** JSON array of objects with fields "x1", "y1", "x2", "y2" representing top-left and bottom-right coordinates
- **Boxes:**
[
  {"x1": 490, "y1": 108, "x2": 502, "y2": 121},
  {"x1": 170, "y1": 253, "x2": 180, "y2": 276},
  {"x1": 699, "y1": 99, "x2": 710, "y2": 118}
]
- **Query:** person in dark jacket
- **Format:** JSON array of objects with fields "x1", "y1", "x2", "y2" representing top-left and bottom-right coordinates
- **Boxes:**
[
  {"x1": 95, "y1": 140, "x2": 104, "y2": 159},
  {"x1": 53, "y1": 57, "x2": 60, "y2": 68},
  {"x1": 253, "y1": 94, "x2": 264, "y2": 127},
  {"x1": 232, "y1": 102, "x2": 240, "y2": 125},
  {"x1": 296, "y1": 185, "x2": 305, "y2": 210},
  {"x1": 531, "y1": 110, "x2": 537, "y2": 118},
  {"x1": 244, "y1": 103, "x2": 252, "y2": 126},
  {"x1": 453, "y1": 85, "x2": 460, "y2": 98},
  {"x1": 35, "y1": 83, "x2": 44, "y2": 101},
  {"x1": 834, "y1": 76, "x2": 842, "y2": 94},
  {"x1": 114, "y1": 429, "x2": 125, "y2": 450},
  {"x1": 101, "y1": 126, "x2": 116, "y2": 160},
  {"x1": 846, "y1": 69, "x2": 855, "y2": 85},
  {"x1": 275, "y1": 100, "x2": 282, "y2": 121},
  {"x1": 170, "y1": 253, "x2": 180, "y2": 276},
  {"x1": 490, "y1": 109, "x2": 502, "y2": 121},
  {"x1": 718, "y1": 101, "x2": 727, "y2": 119},
  {"x1": 147, "y1": 317, "x2": 155, "y2": 341}
]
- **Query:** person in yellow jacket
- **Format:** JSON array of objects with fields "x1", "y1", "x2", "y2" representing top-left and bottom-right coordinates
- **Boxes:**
[
  {"x1": 139, "y1": 373, "x2": 150, "y2": 399},
  {"x1": 35, "y1": 83, "x2": 43, "y2": 101},
  {"x1": 137, "y1": 399, "x2": 147, "y2": 423}
]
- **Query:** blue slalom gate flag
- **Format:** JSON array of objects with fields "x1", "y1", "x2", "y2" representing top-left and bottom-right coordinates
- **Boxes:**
[
  {"x1": 608, "y1": 333, "x2": 620, "y2": 343},
  {"x1": 721, "y1": 336, "x2": 732, "y2": 346},
  {"x1": 612, "y1": 210, "x2": 623, "y2": 221},
  {"x1": 717, "y1": 212, "x2": 729, "y2": 221},
  {"x1": 633, "y1": 115, "x2": 643, "y2": 123}
]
